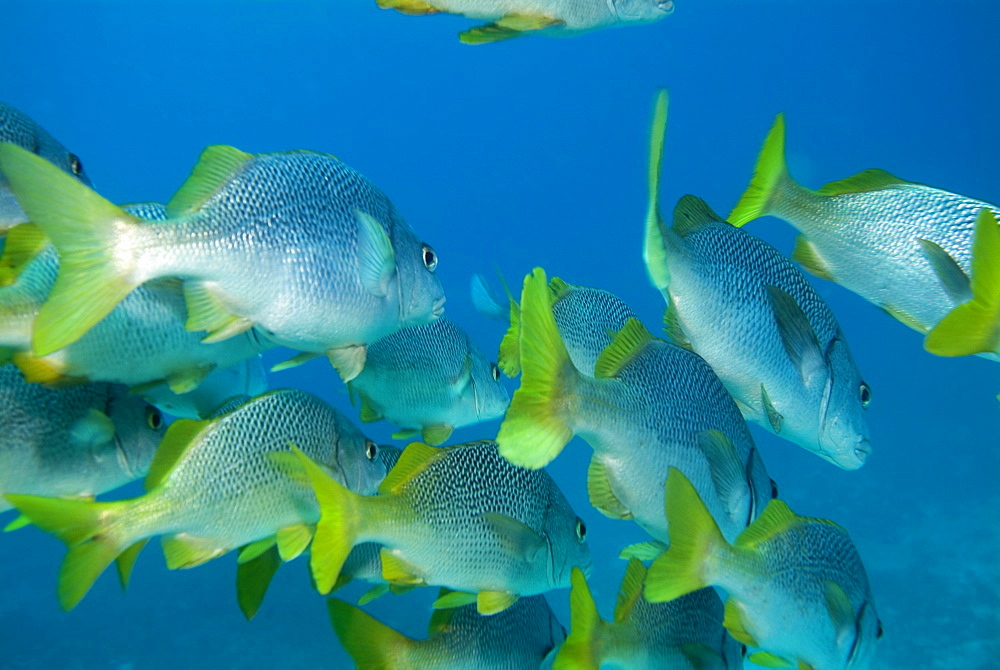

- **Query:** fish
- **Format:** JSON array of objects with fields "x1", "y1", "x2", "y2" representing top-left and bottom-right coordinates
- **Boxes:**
[
  {"x1": 347, "y1": 317, "x2": 509, "y2": 446},
  {"x1": 0, "y1": 102, "x2": 91, "y2": 233},
  {"x1": 728, "y1": 113, "x2": 1000, "y2": 359},
  {"x1": 0, "y1": 204, "x2": 272, "y2": 394},
  {"x1": 5, "y1": 389, "x2": 386, "y2": 610},
  {"x1": 924, "y1": 208, "x2": 1000, "y2": 358},
  {"x1": 645, "y1": 468, "x2": 883, "y2": 670},
  {"x1": 329, "y1": 592, "x2": 565, "y2": 669},
  {"x1": 642, "y1": 92, "x2": 872, "y2": 469},
  {"x1": 295, "y1": 439, "x2": 592, "y2": 615},
  {"x1": 375, "y1": 0, "x2": 675, "y2": 45},
  {"x1": 0, "y1": 363, "x2": 164, "y2": 515},
  {"x1": 496, "y1": 268, "x2": 775, "y2": 545},
  {"x1": 0, "y1": 143, "x2": 446, "y2": 382},
  {"x1": 554, "y1": 559, "x2": 743, "y2": 669},
  {"x1": 138, "y1": 355, "x2": 269, "y2": 420}
]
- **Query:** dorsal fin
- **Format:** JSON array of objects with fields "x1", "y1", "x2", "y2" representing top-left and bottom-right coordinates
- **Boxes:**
[
  {"x1": 166, "y1": 145, "x2": 254, "y2": 216},
  {"x1": 377, "y1": 442, "x2": 442, "y2": 495},
  {"x1": 548, "y1": 276, "x2": 573, "y2": 303},
  {"x1": 613, "y1": 558, "x2": 647, "y2": 623},
  {"x1": 672, "y1": 194, "x2": 727, "y2": 237},
  {"x1": 144, "y1": 418, "x2": 211, "y2": 490},
  {"x1": 734, "y1": 499, "x2": 799, "y2": 549},
  {"x1": 815, "y1": 168, "x2": 912, "y2": 197},
  {"x1": 594, "y1": 317, "x2": 655, "y2": 379},
  {"x1": 497, "y1": 297, "x2": 522, "y2": 377}
]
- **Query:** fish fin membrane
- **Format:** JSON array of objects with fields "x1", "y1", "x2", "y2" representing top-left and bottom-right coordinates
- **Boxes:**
[
  {"x1": 327, "y1": 345, "x2": 367, "y2": 383},
  {"x1": 645, "y1": 468, "x2": 725, "y2": 603},
  {"x1": 183, "y1": 281, "x2": 252, "y2": 343},
  {"x1": 643, "y1": 89, "x2": 672, "y2": 293},
  {"x1": 354, "y1": 209, "x2": 396, "y2": 298},
  {"x1": 672, "y1": 194, "x2": 727, "y2": 237},
  {"x1": 552, "y1": 567, "x2": 603, "y2": 670},
  {"x1": 814, "y1": 168, "x2": 912, "y2": 196},
  {"x1": 497, "y1": 292, "x2": 523, "y2": 377},
  {"x1": 470, "y1": 273, "x2": 509, "y2": 321},
  {"x1": 618, "y1": 541, "x2": 668, "y2": 562},
  {"x1": 0, "y1": 223, "x2": 48, "y2": 277},
  {"x1": 477, "y1": 590, "x2": 518, "y2": 615},
  {"x1": 161, "y1": 533, "x2": 228, "y2": 569},
  {"x1": 380, "y1": 549, "x2": 425, "y2": 586},
  {"x1": 791, "y1": 235, "x2": 837, "y2": 282},
  {"x1": 594, "y1": 317, "x2": 655, "y2": 379},
  {"x1": 12, "y1": 352, "x2": 76, "y2": 387},
  {"x1": 357, "y1": 584, "x2": 390, "y2": 605},
  {"x1": 0, "y1": 143, "x2": 142, "y2": 355},
  {"x1": 3, "y1": 493, "x2": 126, "y2": 610},
  {"x1": 728, "y1": 114, "x2": 789, "y2": 227},
  {"x1": 115, "y1": 539, "x2": 149, "y2": 589},
  {"x1": 378, "y1": 441, "x2": 440, "y2": 495},
  {"x1": 748, "y1": 651, "x2": 796, "y2": 667},
  {"x1": 925, "y1": 208, "x2": 1000, "y2": 356},
  {"x1": 496, "y1": 267, "x2": 577, "y2": 470},
  {"x1": 723, "y1": 599, "x2": 759, "y2": 647},
  {"x1": 587, "y1": 457, "x2": 632, "y2": 520},
  {"x1": 613, "y1": 558, "x2": 647, "y2": 623},
  {"x1": 327, "y1": 597, "x2": 414, "y2": 668},
  {"x1": 291, "y1": 446, "x2": 363, "y2": 594},
  {"x1": 421, "y1": 423, "x2": 453, "y2": 446},
  {"x1": 432, "y1": 590, "x2": 477, "y2": 610},
  {"x1": 236, "y1": 544, "x2": 282, "y2": 621},
  {"x1": 459, "y1": 23, "x2": 525, "y2": 45},
  {"x1": 144, "y1": 418, "x2": 212, "y2": 490},
  {"x1": 275, "y1": 522, "x2": 313, "y2": 561},
  {"x1": 166, "y1": 145, "x2": 253, "y2": 216},
  {"x1": 376, "y1": 0, "x2": 441, "y2": 16}
]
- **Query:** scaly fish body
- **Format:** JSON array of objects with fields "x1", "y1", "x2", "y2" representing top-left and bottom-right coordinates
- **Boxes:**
[
  {"x1": 349, "y1": 318, "x2": 508, "y2": 445},
  {"x1": 647, "y1": 469, "x2": 882, "y2": 670},
  {"x1": 497, "y1": 269, "x2": 774, "y2": 546},
  {"x1": 0, "y1": 363, "x2": 164, "y2": 512},
  {"x1": 300, "y1": 439, "x2": 591, "y2": 614},
  {"x1": 0, "y1": 204, "x2": 271, "y2": 392},
  {"x1": 730, "y1": 114, "x2": 1000, "y2": 340},
  {"x1": 0, "y1": 102, "x2": 90, "y2": 232},
  {"x1": 0, "y1": 145, "x2": 445, "y2": 381},
  {"x1": 6, "y1": 389, "x2": 386, "y2": 609}
]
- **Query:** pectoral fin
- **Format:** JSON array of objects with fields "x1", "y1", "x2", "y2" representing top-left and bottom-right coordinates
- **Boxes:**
[
  {"x1": 376, "y1": 0, "x2": 441, "y2": 15},
  {"x1": 432, "y1": 590, "x2": 478, "y2": 610},
  {"x1": 482, "y1": 512, "x2": 546, "y2": 563},
  {"x1": 764, "y1": 284, "x2": 826, "y2": 386},
  {"x1": 459, "y1": 14, "x2": 563, "y2": 45},
  {"x1": 477, "y1": 590, "x2": 518, "y2": 615},
  {"x1": 327, "y1": 345, "x2": 367, "y2": 383},
  {"x1": 161, "y1": 533, "x2": 228, "y2": 569},
  {"x1": 69, "y1": 409, "x2": 116, "y2": 449},
  {"x1": 761, "y1": 384, "x2": 783, "y2": 434},
  {"x1": 380, "y1": 549, "x2": 425, "y2": 586},
  {"x1": 587, "y1": 457, "x2": 632, "y2": 520},
  {"x1": 791, "y1": 235, "x2": 836, "y2": 281},
  {"x1": 421, "y1": 423, "x2": 453, "y2": 446},
  {"x1": 275, "y1": 523, "x2": 313, "y2": 561},
  {"x1": 917, "y1": 238, "x2": 971, "y2": 304},
  {"x1": 355, "y1": 209, "x2": 395, "y2": 298},
  {"x1": 184, "y1": 281, "x2": 253, "y2": 343}
]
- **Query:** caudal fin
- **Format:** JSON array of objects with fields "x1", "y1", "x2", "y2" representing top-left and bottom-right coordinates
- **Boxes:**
[
  {"x1": 644, "y1": 468, "x2": 727, "y2": 604},
  {"x1": 496, "y1": 267, "x2": 578, "y2": 470},
  {"x1": 728, "y1": 114, "x2": 791, "y2": 227},
  {"x1": 4, "y1": 494, "x2": 129, "y2": 610},
  {"x1": 925, "y1": 208, "x2": 1000, "y2": 356},
  {"x1": 290, "y1": 446, "x2": 363, "y2": 594},
  {"x1": 552, "y1": 567, "x2": 605, "y2": 670},
  {"x1": 0, "y1": 143, "x2": 142, "y2": 355},
  {"x1": 327, "y1": 597, "x2": 413, "y2": 668},
  {"x1": 642, "y1": 89, "x2": 674, "y2": 293}
]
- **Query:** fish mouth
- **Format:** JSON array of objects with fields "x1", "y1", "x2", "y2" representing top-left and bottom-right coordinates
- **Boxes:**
[
  {"x1": 432, "y1": 296, "x2": 446, "y2": 319},
  {"x1": 657, "y1": 0, "x2": 675, "y2": 14},
  {"x1": 852, "y1": 440, "x2": 872, "y2": 466}
]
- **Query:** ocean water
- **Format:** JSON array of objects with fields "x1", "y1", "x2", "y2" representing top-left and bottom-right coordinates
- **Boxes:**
[{"x1": 1, "y1": 0, "x2": 998, "y2": 668}]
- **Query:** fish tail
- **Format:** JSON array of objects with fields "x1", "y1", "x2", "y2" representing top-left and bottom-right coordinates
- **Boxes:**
[
  {"x1": 728, "y1": 113, "x2": 793, "y2": 227},
  {"x1": 290, "y1": 446, "x2": 364, "y2": 595},
  {"x1": 642, "y1": 89, "x2": 675, "y2": 293},
  {"x1": 326, "y1": 597, "x2": 414, "y2": 667},
  {"x1": 552, "y1": 567, "x2": 605, "y2": 670},
  {"x1": 496, "y1": 267, "x2": 578, "y2": 470},
  {"x1": 0, "y1": 143, "x2": 143, "y2": 355},
  {"x1": 925, "y1": 208, "x2": 1000, "y2": 356},
  {"x1": 4, "y1": 493, "x2": 131, "y2": 610},
  {"x1": 644, "y1": 468, "x2": 728, "y2": 603}
]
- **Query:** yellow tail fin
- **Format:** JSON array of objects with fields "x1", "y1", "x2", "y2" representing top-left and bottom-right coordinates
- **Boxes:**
[
  {"x1": 643, "y1": 89, "x2": 673, "y2": 293},
  {"x1": 4, "y1": 493, "x2": 128, "y2": 610},
  {"x1": 0, "y1": 143, "x2": 142, "y2": 355},
  {"x1": 552, "y1": 567, "x2": 604, "y2": 670},
  {"x1": 728, "y1": 114, "x2": 790, "y2": 227},
  {"x1": 925, "y1": 208, "x2": 1000, "y2": 356},
  {"x1": 327, "y1": 597, "x2": 413, "y2": 668},
  {"x1": 644, "y1": 468, "x2": 727, "y2": 604},
  {"x1": 496, "y1": 267, "x2": 577, "y2": 470}
]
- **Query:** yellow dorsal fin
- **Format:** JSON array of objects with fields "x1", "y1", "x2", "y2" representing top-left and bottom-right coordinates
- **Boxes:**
[
  {"x1": 613, "y1": 558, "x2": 647, "y2": 623},
  {"x1": 548, "y1": 276, "x2": 572, "y2": 303},
  {"x1": 144, "y1": 418, "x2": 211, "y2": 490},
  {"x1": 377, "y1": 441, "x2": 442, "y2": 495},
  {"x1": 815, "y1": 168, "x2": 912, "y2": 196},
  {"x1": 594, "y1": 318, "x2": 655, "y2": 379},
  {"x1": 734, "y1": 499, "x2": 798, "y2": 549},
  {"x1": 166, "y1": 145, "x2": 254, "y2": 216},
  {"x1": 672, "y1": 194, "x2": 726, "y2": 237}
]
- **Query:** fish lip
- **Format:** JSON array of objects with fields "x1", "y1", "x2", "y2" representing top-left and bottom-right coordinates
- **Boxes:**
[{"x1": 432, "y1": 296, "x2": 446, "y2": 319}]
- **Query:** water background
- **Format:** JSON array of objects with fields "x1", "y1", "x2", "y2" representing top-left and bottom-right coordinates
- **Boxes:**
[{"x1": 1, "y1": 0, "x2": 998, "y2": 667}]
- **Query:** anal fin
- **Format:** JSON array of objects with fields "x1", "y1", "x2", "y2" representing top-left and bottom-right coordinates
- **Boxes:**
[
  {"x1": 587, "y1": 457, "x2": 632, "y2": 520},
  {"x1": 183, "y1": 281, "x2": 252, "y2": 343}
]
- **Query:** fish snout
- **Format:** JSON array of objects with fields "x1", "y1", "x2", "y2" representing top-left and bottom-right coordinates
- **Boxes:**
[
  {"x1": 838, "y1": 438, "x2": 871, "y2": 470},
  {"x1": 432, "y1": 296, "x2": 446, "y2": 319},
  {"x1": 657, "y1": 1, "x2": 675, "y2": 15}
]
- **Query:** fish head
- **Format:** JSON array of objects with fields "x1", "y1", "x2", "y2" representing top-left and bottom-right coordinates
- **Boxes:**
[
  {"x1": 541, "y1": 490, "x2": 593, "y2": 588},
  {"x1": 842, "y1": 597, "x2": 883, "y2": 669},
  {"x1": 329, "y1": 421, "x2": 388, "y2": 495},
  {"x1": 745, "y1": 446, "x2": 780, "y2": 525},
  {"x1": 470, "y1": 358, "x2": 510, "y2": 423},
  {"x1": 816, "y1": 338, "x2": 872, "y2": 470},
  {"x1": 107, "y1": 394, "x2": 168, "y2": 479},
  {"x1": 390, "y1": 219, "x2": 446, "y2": 329},
  {"x1": 610, "y1": 0, "x2": 675, "y2": 22}
]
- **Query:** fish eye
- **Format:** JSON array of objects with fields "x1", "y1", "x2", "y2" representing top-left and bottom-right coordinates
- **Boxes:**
[
  {"x1": 490, "y1": 362, "x2": 500, "y2": 382},
  {"x1": 859, "y1": 383, "x2": 872, "y2": 408},
  {"x1": 421, "y1": 244, "x2": 438, "y2": 272},
  {"x1": 365, "y1": 440, "x2": 378, "y2": 461},
  {"x1": 68, "y1": 153, "x2": 83, "y2": 176},
  {"x1": 769, "y1": 479, "x2": 779, "y2": 499},
  {"x1": 740, "y1": 645, "x2": 748, "y2": 658},
  {"x1": 146, "y1": 407, "x2": 163, "y2": 430},
  {"x1": 574, "y1": 518, "x2": 587, "y2": 543},
  {"x1": 876, "y1": 620, "x2": 884, "y2": 640}
]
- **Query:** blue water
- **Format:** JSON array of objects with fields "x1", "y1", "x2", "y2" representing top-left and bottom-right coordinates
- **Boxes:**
[{"x1": 2, "y1": 0, "x2": 998, "y2": 667}]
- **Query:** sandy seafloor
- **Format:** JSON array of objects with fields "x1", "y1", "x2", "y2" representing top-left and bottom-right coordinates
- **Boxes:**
[{"x1": 1, "y1": 0, "x2": 998, "y2": 668}]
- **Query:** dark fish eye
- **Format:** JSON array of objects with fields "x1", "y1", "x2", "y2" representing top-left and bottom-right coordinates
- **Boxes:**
[
  {"x1": 68, "y1": 153, "x2": 83, "y2": 176},
  {"x1": 365, "y1": 440, "x2": 378, "y2": 461},
  {"x1": 490, "y1": 362, "x2": 500, "y2": 382},
  {"x1": 859, "y1": 383, "x2": 872, "y2": 408},
  {"x1": 421, "y1": 244, "x2": 437, "y2": 272},
  {"x1": 575, "y1": 518, "x2": 586, "y2": 542},
  {"x1": 876, "y1": 620, "x2": 884, "y2": 640},
  {"x1": 146, "y1": 408, "x2": 163, "y2": 430},
  {"x1": 740, "y1": 645, "x2": 748, "y2": 658},
  {"x1": 769, "y1": 479, "x2": 779, "y2": 499}
]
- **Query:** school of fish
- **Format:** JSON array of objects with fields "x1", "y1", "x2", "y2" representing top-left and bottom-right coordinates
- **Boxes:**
[{"x1": 0, "y1": 5, "x2": 996, "y2": 670}]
